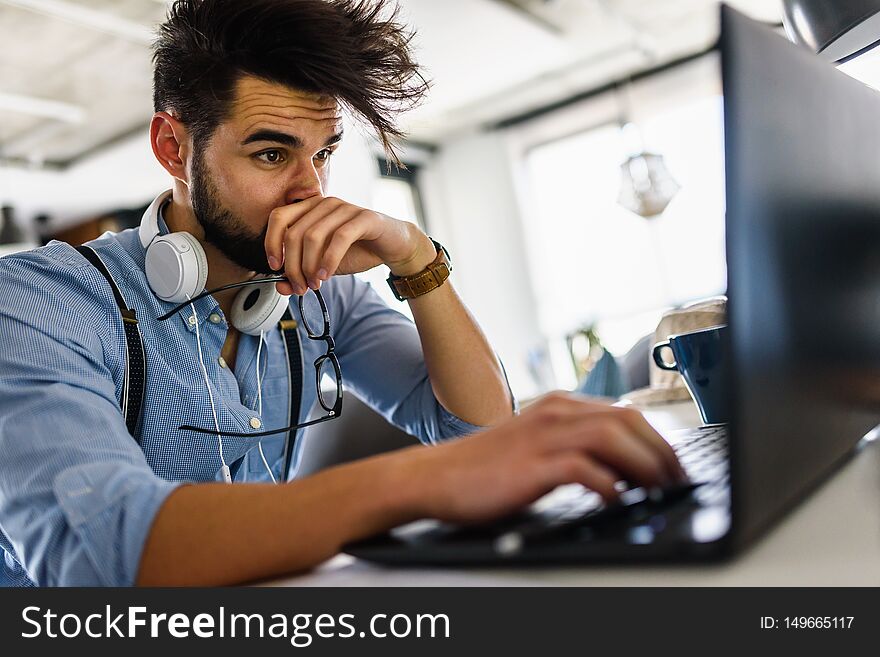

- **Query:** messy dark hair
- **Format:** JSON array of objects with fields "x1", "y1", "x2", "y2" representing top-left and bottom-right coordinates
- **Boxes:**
[{"x1": 152, "y1": 0, "x2": 429, "y2": 161}]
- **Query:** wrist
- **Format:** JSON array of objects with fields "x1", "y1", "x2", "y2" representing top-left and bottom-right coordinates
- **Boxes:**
[
  {"x1": 369, "y1": 444, "x2": 439, "y2": 519},
  {"x1": 387, "y1": 228, "x2": 436, "y2": 276}
]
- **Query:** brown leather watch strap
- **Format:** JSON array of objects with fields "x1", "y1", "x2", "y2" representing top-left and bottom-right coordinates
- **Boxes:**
[{"x1": 387, "y1": 239, "x2": 452, "y2": 301}]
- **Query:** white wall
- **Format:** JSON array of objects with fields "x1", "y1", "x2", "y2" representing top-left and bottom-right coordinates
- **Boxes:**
[
  {"x1": 1, "y1": 130, "x2": 167, "y2": 236},
  {"x1": 417, "y1": 130, "x2": 545, "y2": 399}
]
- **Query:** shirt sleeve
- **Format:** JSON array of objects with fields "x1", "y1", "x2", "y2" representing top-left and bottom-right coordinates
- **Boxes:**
[
  {"x1": 0, "y1": 253, "x2": 181, "y2": 586},
  {"x1": 326, "y1": 275, "x2": 510, "y2": 444}
]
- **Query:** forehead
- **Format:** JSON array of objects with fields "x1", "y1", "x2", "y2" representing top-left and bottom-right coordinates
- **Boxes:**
[{"x1": 227, "y1": 75, "x2": 342, "y2": 138}]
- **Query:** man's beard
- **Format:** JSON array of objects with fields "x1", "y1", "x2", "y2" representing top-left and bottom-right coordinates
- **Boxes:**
[{"x1": 190, "y1": 151, "x2": 275, "y2": 275}]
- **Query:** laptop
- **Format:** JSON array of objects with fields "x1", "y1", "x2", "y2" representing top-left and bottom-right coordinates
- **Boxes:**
[{"x1": 344, "y1": 4, "x2": 880, "y2": 565}]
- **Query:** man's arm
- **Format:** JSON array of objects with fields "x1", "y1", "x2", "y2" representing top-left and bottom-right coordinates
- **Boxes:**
[
  {"x1": 390, "y1": 229, "x2": 514, "y2": 427},
  {"x1": 138, "y1": 393, "x2": 687, "y2": 586},
  {"x1": 265, "y1": 197, "x2": 514, "y2": 428},
  {"x1": 0, "y1": 252, "x2": 182, "y2": 586},
  {"x1": 137, "y1": 450, "x2": 414, "y2": 585}
]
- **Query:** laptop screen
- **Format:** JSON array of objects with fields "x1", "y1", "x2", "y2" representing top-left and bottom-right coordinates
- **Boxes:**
[{"x1": 721, "y1": 5, "x2": 880, "y2": 545}]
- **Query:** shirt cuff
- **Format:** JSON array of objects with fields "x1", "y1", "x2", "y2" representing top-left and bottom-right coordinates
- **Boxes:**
[
  {"x1": 53, "y1": 462, "x2": 181, "y2": 586},
  {"x1": 437, "y1": 404, "x2": 487, "y2": 441}
]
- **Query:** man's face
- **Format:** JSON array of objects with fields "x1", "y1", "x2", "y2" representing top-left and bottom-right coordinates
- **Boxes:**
[{"x1": 190, "y1": 75, "x2": 343, "y2": 274}]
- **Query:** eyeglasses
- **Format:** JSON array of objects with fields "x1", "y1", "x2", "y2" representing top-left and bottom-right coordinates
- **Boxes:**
[
  {"x1": 294, "y1": 286, "x2": 343, "y2": 426},
  {"x1": 159, "y1": 277, "x2": 343, "y2": 438}
]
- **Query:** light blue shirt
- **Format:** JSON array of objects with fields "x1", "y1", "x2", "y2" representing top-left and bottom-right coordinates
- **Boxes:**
[{"x1": 0, "y1": 217, "x2": 484, "y2": 586}]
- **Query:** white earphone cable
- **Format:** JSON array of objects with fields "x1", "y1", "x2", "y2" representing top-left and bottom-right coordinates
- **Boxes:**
[
  {"x1": 190, "y1": 301, "x2": 231, "y2": 483},
  {"x1": 254, "y1": 330, "x2": 276, "y2": 484},
  {"x1": 257, "y1": 443, "x2": 276, "y2": 484},
  {"x1": 256, "y1": 329, "x2": 264, "y2": 417}
]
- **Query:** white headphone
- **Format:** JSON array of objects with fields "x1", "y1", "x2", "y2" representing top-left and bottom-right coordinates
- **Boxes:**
[{"x1": 139, "y1": 190, "x2": 290, "y2": 335}]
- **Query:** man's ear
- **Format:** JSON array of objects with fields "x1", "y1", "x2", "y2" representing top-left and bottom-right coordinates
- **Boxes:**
[{"x1": 150, "y1": 111, "x2": 191, "y2": 183}]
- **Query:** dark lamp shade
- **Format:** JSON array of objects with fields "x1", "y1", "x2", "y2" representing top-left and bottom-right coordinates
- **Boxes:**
[{"x1": 782, "y1": 0, "x2": 880, "y2": 63}]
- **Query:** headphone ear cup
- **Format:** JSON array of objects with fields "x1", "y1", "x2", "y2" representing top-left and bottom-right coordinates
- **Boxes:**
[
  {"x1": 230, "y1": 282, "x2": 290, "y2": 336},
  {"x1": 144, "y1": 232, "x2": 208, "y2": 303}
]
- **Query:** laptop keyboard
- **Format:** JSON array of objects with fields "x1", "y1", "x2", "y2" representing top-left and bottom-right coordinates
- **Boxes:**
[
  {"x1": 391, "y1": 424, "x2": 730, "y2": 551},
  {"x1": 672, "y1": 424, "x2": 729, "y2": 506}
]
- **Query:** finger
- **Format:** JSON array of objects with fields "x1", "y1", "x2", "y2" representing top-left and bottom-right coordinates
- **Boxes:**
[
  {"x1": 300, "y1": 205, "x2": 363, "y2": 285},
  {"x1": 282, "y1": 199, "x2": 346, "y2": 292},
  {"x1": 539, "y1": 454, "x2": 620, "y2": 503},
  {"x1": 320, "y1": 212, "x2": 381, "y2": 278},
  {"x1": 607, "y1": 407, "x2": 687, "y2": 482},
  {"x1": 528, "y1": 391, "x2": 617, "y2": 416},
  {"x1": 265, "y1": 196, "x2": 323, "y2": 270},
  {"x1": 528, "y1": 393, "x2": 685, "y2": 483},
  {"x1": 552, "y1": 415, "x2": 672, "y2": 489},
  {"x1": 283, "y1": 228, "x2": 305, "y2": 295},
  {"x1": 275, "y1": 243, "x2": 295, "y2": 295},
  {"x1": 551, "y1": 405, "x2": 685, "y2": 484},
  {"x1": 577, "y1": 408, "x2": 685, "y2": 483}
]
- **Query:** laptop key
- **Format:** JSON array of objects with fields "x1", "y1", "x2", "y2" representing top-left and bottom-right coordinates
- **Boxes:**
[{"x1": 492, "y1": 482, "x2": 704, "y2": 556}]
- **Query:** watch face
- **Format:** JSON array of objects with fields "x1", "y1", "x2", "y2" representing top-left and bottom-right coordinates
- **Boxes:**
[{"x1": 387, "y1": 276, "x2": 408, "y2": 301}]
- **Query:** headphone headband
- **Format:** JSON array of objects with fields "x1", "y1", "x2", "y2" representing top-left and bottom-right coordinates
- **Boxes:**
[{"x1": 138, "y1": 189, "x2": 174, "y2": 249}]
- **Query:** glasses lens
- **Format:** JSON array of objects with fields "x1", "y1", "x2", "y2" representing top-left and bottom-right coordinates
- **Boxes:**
[
  {"x1": 316, "y1": 355, "x2": 342, "y2": 412},
  {"x1": 299, "y1": 289, "x2": 328, "y2": 338}
]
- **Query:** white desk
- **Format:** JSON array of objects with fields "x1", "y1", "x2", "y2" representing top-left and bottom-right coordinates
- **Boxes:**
[{"x1": 265, "y1": 402, "x2": 880, "y2": 587}]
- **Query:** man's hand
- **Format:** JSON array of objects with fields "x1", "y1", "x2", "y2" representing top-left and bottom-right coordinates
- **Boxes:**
[
  {"x1": 264, "y1": 196, "x2": 435, "y2": 296},
  {"x1": 394, "y1": 392, "x2": 688, "y2": 524}
]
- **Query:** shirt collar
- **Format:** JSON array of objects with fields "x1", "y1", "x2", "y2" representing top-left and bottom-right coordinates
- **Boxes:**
[{"x1": 178, "y1": 298, "x2": 225, "y2": 333}]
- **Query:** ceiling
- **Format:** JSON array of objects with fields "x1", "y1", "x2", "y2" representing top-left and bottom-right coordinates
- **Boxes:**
[{"x1": 0, "y1": 0, "x2": 782, "y2": 169}]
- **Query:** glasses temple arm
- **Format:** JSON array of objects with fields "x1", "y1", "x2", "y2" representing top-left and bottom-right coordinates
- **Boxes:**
[
  {"x1": 178, "y1": 412, "x2": 337, "y2": 439},
  {"x1": 158, "y1": 276, "x2": 288, "y2": 321}
]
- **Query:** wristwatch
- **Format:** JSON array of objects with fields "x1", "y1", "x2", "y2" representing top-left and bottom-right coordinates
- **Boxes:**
[{"x1": 387, "y1": 238, "x2": 452, "y2": 301}]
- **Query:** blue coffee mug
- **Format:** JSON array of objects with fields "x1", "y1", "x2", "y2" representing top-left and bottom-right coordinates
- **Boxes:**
[{"x1": 652, "y1": 324, "x2": 730, "y2": 425}]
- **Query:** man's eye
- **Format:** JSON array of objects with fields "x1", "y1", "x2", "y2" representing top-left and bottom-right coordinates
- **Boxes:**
[
  {"x1": 256, "y1": 150, "x2": 285, "y2": 164},
  {"x1": 314, "y1": 148, "x2": 333, "y2": 162}
]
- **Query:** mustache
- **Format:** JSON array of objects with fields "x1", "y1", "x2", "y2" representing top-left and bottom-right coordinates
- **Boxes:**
[{"x1": 199, "y1": 209, "x2": 274, "y2": 275}]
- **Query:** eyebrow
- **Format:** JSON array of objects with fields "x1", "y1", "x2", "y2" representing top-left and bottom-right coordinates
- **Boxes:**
[{"x1": 241, "y1": 129, "x2": 344, "y2": 149}]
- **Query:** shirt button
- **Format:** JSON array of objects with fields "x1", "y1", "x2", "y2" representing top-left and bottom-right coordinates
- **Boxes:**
[
  {"x1": 208, "y1": 313, "x2": 222, "y2": 324},
  {"x1": 188, "y1": 315, "x2": 197, "y2": 326},
  {"x1": 250, "y1": 417, "x2": 262, "y2": 429},
  {"x1": 218, "y1": 356, "x2": 228, "y2": 369}
]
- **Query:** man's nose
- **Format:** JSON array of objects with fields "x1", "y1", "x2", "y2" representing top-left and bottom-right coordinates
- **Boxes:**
[{"x1": 287, "y1": 160, "x2": 324, "y2": 204}]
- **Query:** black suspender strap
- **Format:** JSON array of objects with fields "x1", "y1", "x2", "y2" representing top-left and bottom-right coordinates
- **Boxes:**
[
  {"x1": 75, "y1": 245, "x2": 146, "y2": 441},
  {"x1": 278, "y1": 308, "x2": 304, "y2": 482}
]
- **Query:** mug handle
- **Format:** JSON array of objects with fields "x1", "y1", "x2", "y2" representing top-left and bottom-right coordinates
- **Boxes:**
[{"x1": 652, "y1": 341, "x2": 678, "y2": 371}]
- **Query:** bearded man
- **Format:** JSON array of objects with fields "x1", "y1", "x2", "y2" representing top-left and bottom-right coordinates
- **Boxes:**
[{"x1": 0, "y1": 0, "x2": 683, "y2": 586}]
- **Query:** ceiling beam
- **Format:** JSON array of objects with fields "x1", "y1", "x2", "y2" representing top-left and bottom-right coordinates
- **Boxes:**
[
  {"x1": 0, "y1": 91, "x2": 85, "y2": 123},
  {"x1": 491, "y1": 44, "x2": 717, "y2": 130},
  {"x1": 0, "y1": 0, "x2": 154, "y2": 44},
  {"x1": 485, "y1": 0, "x2": 565, "y2": 36}
]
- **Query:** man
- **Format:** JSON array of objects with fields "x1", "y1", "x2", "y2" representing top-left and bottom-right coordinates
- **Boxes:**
[{"x1": 0, "y1": 0, "x2": 684, "y2": 586}]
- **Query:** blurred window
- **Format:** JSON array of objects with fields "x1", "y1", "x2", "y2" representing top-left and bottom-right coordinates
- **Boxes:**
[{"x1": 522, "y1": 95, "x2": 727, "y2": 384}]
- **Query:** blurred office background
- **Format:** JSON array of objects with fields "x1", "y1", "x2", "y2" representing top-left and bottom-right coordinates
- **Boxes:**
[{"x1": 3, "y1": 0, "x2": 876, "y2": 401}]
